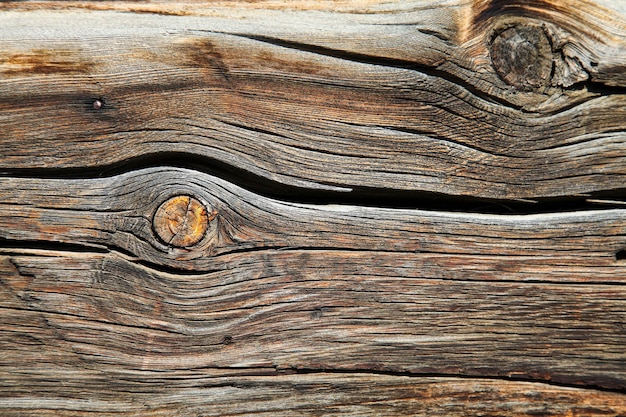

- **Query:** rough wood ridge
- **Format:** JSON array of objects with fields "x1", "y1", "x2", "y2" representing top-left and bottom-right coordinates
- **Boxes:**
[{"x1": 0, "y1": 0, "x2": 625, "y2": 415}]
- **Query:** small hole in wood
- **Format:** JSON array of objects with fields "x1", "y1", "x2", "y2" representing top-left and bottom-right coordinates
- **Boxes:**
[{"x1": 616, "y1": 249, "x2": 626, "y2": 261}]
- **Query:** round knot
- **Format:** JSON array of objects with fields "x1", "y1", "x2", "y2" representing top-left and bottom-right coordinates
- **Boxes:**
[
  {"x1": 489, "y1": 24, "x2": 553, "y2": 91},
  {"x1": 153, "y1": 196, "x2": 209, "y2": 247}
]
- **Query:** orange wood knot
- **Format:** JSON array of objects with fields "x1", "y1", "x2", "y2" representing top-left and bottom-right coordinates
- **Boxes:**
[
  {"x1": 489, "y1": 24, "x2": 552, "y2": 91},
  {"x1": 153, "y1": 195, "x2": 210, "y2": 247}
]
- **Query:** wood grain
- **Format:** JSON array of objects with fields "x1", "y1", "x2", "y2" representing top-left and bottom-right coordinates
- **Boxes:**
[
  {"x1": 0, "y1": 168, "x2": 624, "y2": 274},
  {"x1": 2, "y1": 249, "x2": 626, "y2": 386},
  {"x1": 0, "y1": 0, "x2": 625, "y2": 199},
  {"x1": 0, "y1": 168, "x2": 625, "y2": 396},
  {"x1": 2, "y1": 371, "x2": 626, "y2": 416},
  {"x1": 1, "y1": 1, "x2": 625, "y2": 414}
]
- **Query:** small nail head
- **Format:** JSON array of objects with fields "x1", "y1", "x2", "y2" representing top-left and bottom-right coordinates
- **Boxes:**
[{"x1": 92, "y1": 99, "x2": 103, "y2": 110}]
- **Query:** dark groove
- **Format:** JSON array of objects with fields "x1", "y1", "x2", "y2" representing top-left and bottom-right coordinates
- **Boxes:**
[
  {"x1": 5, "y1": 241, "x2": 625, "y2": 286},
  {"x1": 212, "y1": 118, "x2": 293, "y2": 143},
  {"x1": 127, "y1": 256, "x2": 222, "y2": 277},
  {"x1": 0, "y1": 238, "x2": 109, "y2": 254},
  {"x1": 586, "y1": 80, "x2": 626, "y2": 96},
  {"x1": 1, "y1": 151, "x2": 626, "y2": 214},
  {"x1": 0, "y1": 237, "x2": 208, "y2": 277},
  {"x1": 534, "y1": 128, "x2": 626, "y2": 151},
  {"x1": 216, "y1": 32, "x2": 525, "y2": 111},
  {"x1": 291, "y1": 367, "x2": 626, "y2": 394},
  {"x1": 382, "y1": 125, "x2": 514, "y2": 157},
  {"x1": 417, "y1": 28, "x2": 453, "y2": 44},
  {"x1": 106, "y1": 242, "x2": 216, "y2": 276},
  {"x1": 214, "y1": 245, "x2": 421, "y2": 258},
  {"x1": 218, "y1": 31, "x2": 626, "y2": 113}
]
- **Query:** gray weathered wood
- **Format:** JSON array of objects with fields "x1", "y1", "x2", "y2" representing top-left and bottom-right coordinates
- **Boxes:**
[
  {"x1": 0, "y1": 1, "x2": 625, "y2": 199},
  {"x1": 0, "y1": 169, "x2": 625, "y2": 392},
  {"x1": 0, "y1": 168, "x2": 624, "y2": 274},
  {"x1": 3, "y1": 371, "x2": 626, "y2": 417},
  {"x1": 1, "y1": 1, "x2": 625, "y2": 415},
  {"x1": 2, "y1": 371, "x2": 626, "y2": 416}
]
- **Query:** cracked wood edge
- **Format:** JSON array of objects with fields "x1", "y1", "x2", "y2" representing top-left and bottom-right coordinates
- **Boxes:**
[
  {"x1": 1, "y1": 370, "x2": 626, "y2": 416},
  {"x1": 0, "y1": 167, "x2": 624, "y2": 275},
  {"x1": 0, "y1": 1, "x2": 625, "y2": 199}
]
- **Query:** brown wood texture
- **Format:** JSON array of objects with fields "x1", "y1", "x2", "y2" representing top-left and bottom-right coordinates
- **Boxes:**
[
  {"x1": 1, "y1": 0, "x2": 626, "y2": 415},
  {"x1": 1, "y1": 0, "x2": 625, "y2": 199},
  {"x1": 1, "y1": 168, "x2": 625, "y2": 414}
]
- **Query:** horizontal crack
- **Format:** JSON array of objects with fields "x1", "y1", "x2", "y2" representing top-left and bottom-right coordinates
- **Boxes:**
[
  {"x1": 210, "y1": 31, "x2": 524, "y2": 111},
  {"x1": 1, "y1": 152, "x2": 625, "y2": 214},
  {"x1": 288, "y1": 367, "x2": 626, "y2": 394},
  {"x1": 0, "y1": 238, "x2": 109, "y2": 255}
]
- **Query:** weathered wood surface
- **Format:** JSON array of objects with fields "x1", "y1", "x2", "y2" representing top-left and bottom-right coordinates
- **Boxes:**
[
  {"x1": 1, "y1": 0, "x2": 625, "y2": 199},
  {"x1": 1, "y1": 0, "x2": 626, "y2": 415},
  {"x1": 1, "y1": 169, "x2": 625, "y2": 414}
]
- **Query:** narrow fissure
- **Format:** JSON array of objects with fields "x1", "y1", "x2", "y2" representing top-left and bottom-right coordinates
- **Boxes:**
[
  {"x1": 1, "y1": 152, "x2": 624, "y2": 215},
  {"x1": 289, "y1": 367, "x2": 626, "y2": 394}
]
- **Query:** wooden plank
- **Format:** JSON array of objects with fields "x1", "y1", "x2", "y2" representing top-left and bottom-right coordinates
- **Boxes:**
[
  {"x1": 1, "y1": 1, "x2": 625, "y2": 414},
  {"x1": 0, "y1": 169, "x2": 625, "y2": 393},
  {"x1": 2, "y1": 249, "x2": 626, "y2": 413},
  {"x1": 2, "y1": 251, "x2": 625, "y2": 385},
  {"x1": 1, "y1": 1, "x2": 625, "y2": 199},
  {"x1": 0, "y1": 168, "x2": 624, "y2": 274},
  {"x1": 2, "y1": 371, "x2": 626, "y2": 416}
]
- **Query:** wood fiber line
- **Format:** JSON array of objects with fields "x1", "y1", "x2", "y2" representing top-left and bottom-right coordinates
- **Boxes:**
[{"x1": 0, "y1": 2, "x2": 624, "y2": 200}]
